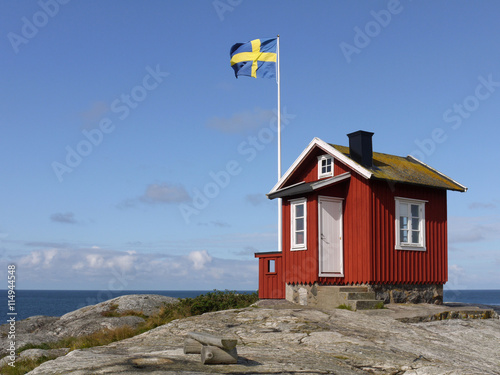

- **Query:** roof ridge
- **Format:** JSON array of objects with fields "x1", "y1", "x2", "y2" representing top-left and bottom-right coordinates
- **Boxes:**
[{"x1": 330, "y1": 143, "x2": 409, "y2": 159}]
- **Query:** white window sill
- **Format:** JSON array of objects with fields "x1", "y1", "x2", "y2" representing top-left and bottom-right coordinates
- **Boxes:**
[
  {"x1": 318, "y1": 173, "x2": 333, "y2": 179},
  {"x1": 396, "y1": 245, "x2": 426, "y2": 251},
  {"x1": 290, "y1": 247, "x2": 307, "y2": 251},
  {"x1": 319, "y1": 272, "x2": 344, "y2": 277}
]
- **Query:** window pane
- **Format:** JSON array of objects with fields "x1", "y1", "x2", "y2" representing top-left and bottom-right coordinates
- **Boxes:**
[
  {"x1": 412, "y1": 218, "x2": 419, "y2": 230},
  {"x1": 296, "y1": 232, "x2": 304, "y2": 245},
  {"x1": 295, "y1": 204, "x2": 304, "y2": 217},
  {"x1": 411, "y1": 204, "x2": 419, "y2": 217},
  {"x1": 401, "y1": 230, "x2": 408, "y2": 242},
  {"x1": 321, "y1": 158, "x2": 332, "y2": 174},
  {"x1": 296, "y1": 218, "x2": 304, "y2": 231},
  {"x1": 400, "y1": 216, "x2": 408, "y2": 229},
  {"x1": 399, "y1": 203, "x2": 408, "y2": 217},
  {"x1": 412, "y1": 231, "x2": 420, "y2": 244},
  {"x1": 268, "y1": 259, "x2": 275, "y2": 273}
]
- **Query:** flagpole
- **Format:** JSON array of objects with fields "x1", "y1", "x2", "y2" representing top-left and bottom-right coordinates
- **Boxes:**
[{"x1": 277, "y1": 34, "x2": 282, "y2": 253}]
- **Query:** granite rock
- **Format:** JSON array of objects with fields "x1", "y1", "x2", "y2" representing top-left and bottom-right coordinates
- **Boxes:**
[
  {"x1": 0, "y1": 294, "x2": 178, "y2": 358},
  {"x1": 22, "y1": 300, "x2": 500, "y2": 375}
]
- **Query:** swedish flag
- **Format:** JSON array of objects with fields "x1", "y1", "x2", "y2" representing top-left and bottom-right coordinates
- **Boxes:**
[{"x1": 230, "y1": 38, "x2": 277, "y2": 79}]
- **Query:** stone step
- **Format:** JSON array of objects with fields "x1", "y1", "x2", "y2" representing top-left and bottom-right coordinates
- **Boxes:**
[
  {"x1": 337, "y1": 286, "x2": 368, "y2": 293},
  {"x1": 348, "y1": 299, "x2": 383, "y2": 311},
  {"x1": 343, "y1": 292, "x2": 376, "y2": 300}
]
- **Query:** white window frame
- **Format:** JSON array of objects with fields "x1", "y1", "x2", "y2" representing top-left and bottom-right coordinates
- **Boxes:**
[
  {"x1": 395, "y1": 197, "x2": 427, "y2": 251},
  {"x1": 317, "y1": 155, "x2": 334, "y2": 179},
  {"x1": 290, "y1": 198, "x2": 307, "y2": 251}
]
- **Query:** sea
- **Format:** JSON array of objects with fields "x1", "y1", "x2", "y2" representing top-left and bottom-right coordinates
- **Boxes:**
[
  {"x1": 1, "y1": 290, "x2": 256, "y2": 322},
  {"x1": 1, "y1": 289, "x2": 499, "y2": 322}
]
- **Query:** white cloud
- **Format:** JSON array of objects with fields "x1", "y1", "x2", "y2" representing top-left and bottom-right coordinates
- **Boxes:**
[
  {"x1": 197, "y1": 221, "x2": 231, "y2": 228},
  {"x1": 19, "y1": 251, "x2": 42, "y2": 267},
  {"x1": 118, "y1": 183, "x2": 190, "y2": 209},
  {"x1": 44, "y1": 249, "x2": 58, "y2": 266},
  {"x1": 80, "y1": 101, "x2": 110, "y2": 130},
  {"x1": 207, "y1": 108, "x2": 275, "y2": 133},
  {"x1": 448, "y1": 216, "x2": 500, "y2": 244},
  {"x1": 468, "y1": 201, "x2": 497, "y2": 210},
  {"x1": 187, "y1": 250, "x2": 212, "y2": 270},
  {"x1": 86, "y1": 253, "x2": 105, "y2": 268},
  {"x1": 245, "y1": 194, "x2": 269, "y2": 206},
  {"x1": 50, "y1": 212, "x2": 78, "y2": 224},
  {"x1": 1, "y1": 246, "x2": 257, "y2": 290},
  {"x1": 140, "y1": 183, "x2": 190, "y2": 204}
]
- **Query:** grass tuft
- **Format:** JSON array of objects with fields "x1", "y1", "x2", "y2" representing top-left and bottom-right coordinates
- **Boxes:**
[
  {"x1": 372, "y1": 302, "x2": 386, "y2": 309},
  {"x1": 337, "y1": 304, "x2": 354, "y2": 311},
  {"x1": 0, "y1": 356, "x2": 55, "y2": 375}
]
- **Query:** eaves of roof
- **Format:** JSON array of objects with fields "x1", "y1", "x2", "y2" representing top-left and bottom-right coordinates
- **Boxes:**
[{"x1": 267, "y1": 172, "x2": 351, "y2": 200}]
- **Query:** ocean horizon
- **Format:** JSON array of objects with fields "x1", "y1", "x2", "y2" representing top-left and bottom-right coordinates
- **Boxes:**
[{"x1": 1, "y1": 289, "x2": 499, "y2": 322}]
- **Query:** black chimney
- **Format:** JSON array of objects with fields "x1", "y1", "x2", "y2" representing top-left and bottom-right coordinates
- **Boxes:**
[{"x1": 347, "y1": 130, "x2": 374, "y2": 168}]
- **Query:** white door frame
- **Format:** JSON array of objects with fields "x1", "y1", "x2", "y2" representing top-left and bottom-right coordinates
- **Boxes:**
[{"x1": 318, "y1": 196, "x2": 344, "y2": 277}]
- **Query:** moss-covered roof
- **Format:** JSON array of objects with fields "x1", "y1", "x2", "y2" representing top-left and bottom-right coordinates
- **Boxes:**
[{"x1": 331, "y1": 144, "x2": 466, "y2": 192}]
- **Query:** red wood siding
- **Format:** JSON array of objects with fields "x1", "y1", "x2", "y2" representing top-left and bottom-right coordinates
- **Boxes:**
[
  {"x1": 287, "y1": 147, "x2": 330, "y2": 185},
  {"x1": 282, "y1": 159, "x2": 374, "y2": 286},
  {"x1": 282, "y1": 197, "x2": 319, "y2": 284},
  {"x1": 274, "y1": 151, "x2": 449, "y2": 291},
  {"x1": 370, "y1": 180, "x2": 448, "y2": 284},
  {"x1": 319, "y1": 170, "x2": 372, "y2": 285},
  {"x1": 255, "y1": 253, "x2": 284, "y2": 299}
]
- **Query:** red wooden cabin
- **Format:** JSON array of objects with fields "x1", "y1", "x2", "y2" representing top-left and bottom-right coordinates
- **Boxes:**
[{"x1": 255, "y1": 131, "x2": 466, "y2": 305}]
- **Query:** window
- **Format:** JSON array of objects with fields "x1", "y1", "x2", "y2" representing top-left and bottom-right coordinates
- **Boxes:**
[
  {"x1": 318, "y1": 155, "x2": 333, "y2": 178},
  {"x1": 291, "y1": 198, "x2": 307, "y2": 250},
  {"x1": 268, "y1": 259, "x2": 276, "y2": 273},
  {"x1": 395, "y1": 198, "x2": 426, "y2": 251}
]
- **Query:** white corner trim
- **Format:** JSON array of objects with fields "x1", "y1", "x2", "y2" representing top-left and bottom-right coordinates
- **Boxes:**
[
  {"x1": 315, "y1": 138, "x2": 373, "y2": 180},
  {"x1": 268, "y1": 137, "x2": 372, "y2": 195},
  {"x1": 269, "y1": 138, "x2": 320, "y2": 194},
  {"x1": 407, "y1": 155, "x2": 468, "y2": 192}
]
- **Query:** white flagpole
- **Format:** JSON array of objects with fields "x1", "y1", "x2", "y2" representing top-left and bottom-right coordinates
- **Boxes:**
[{"x1": 277, "y1": 35, "x2": 282, "y2": 253}]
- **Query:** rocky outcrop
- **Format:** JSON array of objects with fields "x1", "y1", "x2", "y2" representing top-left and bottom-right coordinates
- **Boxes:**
[
  {"x1": 0, "y1": 294, "x2": 178, "y2": 359},
  {"x1": 19, "y1": 299, "x2": 500, "y2": 375}
]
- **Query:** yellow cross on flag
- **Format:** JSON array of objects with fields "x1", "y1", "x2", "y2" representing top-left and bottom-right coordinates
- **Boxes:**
[{"x1": 230, "y1": 38, "x2": 277, "y2": 79}]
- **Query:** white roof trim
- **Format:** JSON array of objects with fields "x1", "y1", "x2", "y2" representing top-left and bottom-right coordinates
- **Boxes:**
[
  {"x1": 407, "y1": 155, "x2": 468, "y2": 192},
  {"x1": 269, "y1": 137, "x2": 372, "y2": 195}
]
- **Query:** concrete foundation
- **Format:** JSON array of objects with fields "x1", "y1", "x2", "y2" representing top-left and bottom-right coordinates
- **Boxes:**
[{"x1": 285, "y1": 283, "x2": 444, "y2": 309}]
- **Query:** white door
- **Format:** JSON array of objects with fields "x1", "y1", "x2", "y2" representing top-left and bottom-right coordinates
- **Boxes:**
[{"x1": 318, "y1": 197, "x2": 343, "y2": 277}]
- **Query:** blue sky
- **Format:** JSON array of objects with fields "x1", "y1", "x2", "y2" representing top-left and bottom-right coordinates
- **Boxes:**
[{"x1": 0, "y1": 0, "x2": 499, "y2": 291}]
